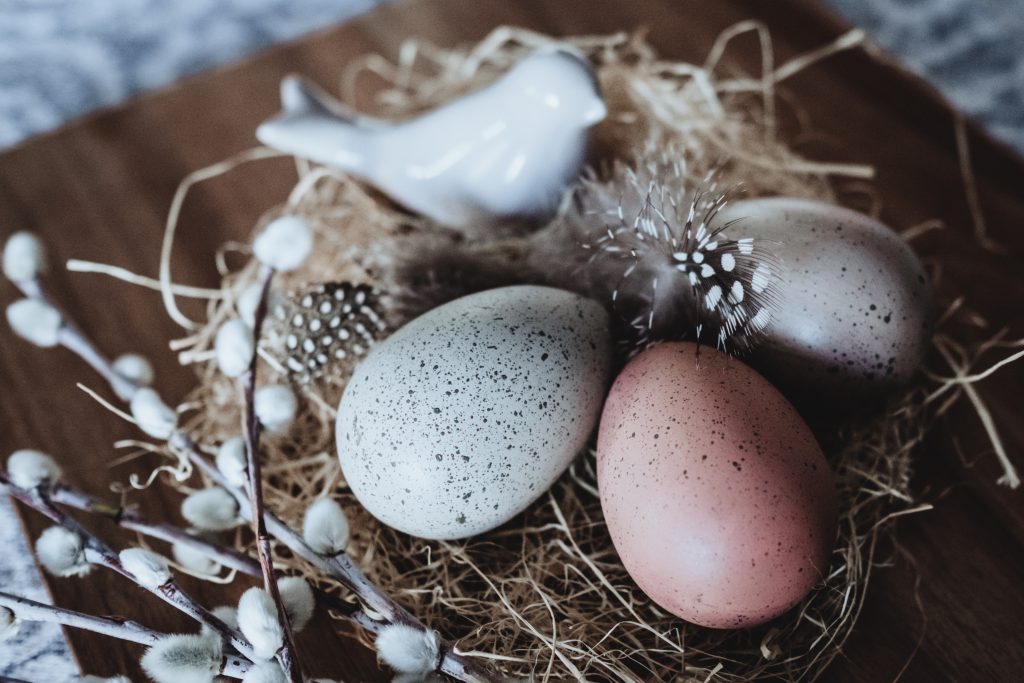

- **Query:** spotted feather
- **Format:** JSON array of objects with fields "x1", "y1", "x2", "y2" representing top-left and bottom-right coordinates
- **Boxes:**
[
  {"x1": 575, "y1": 154, "x2": 780, "y2": 354},
  {"x1": 271, "y1": 282, "x2": 387, "y2": 383}
]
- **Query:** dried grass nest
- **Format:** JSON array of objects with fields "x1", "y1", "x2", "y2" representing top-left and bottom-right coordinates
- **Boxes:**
[{"x1": 135, "y1": 24, "x2": 1020, "y2": 683}]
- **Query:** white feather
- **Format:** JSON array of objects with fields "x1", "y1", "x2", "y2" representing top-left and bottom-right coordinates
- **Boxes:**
[
  {"x1": 180, "y1": 488, "x2": 241, "y2": 532},
  {"x1": 253, "y1": 216, "x2": 313, "y2": 272},
  {"x1": 6, "y1": 449, "x2": 62, "y2": 489},
  {"x1": 375, "y1": 624, "x2": 440, "y2": 675},
  {"x1": 6, "y1": 298, "x2": 62, "y2": 347},
  {"x1": 241, "y1": 661, "x2": 287, "y2": 683},
  {"x1": 112, "y1": 353, "x2": 155, "y2": 387},
  {"x1": 302, "y1": 498, "x2": 349, "y2": 556},
  {"x1": 278, "y1": 576, "x2": 315, "y2": 632},
  {"x1": 35, "y1": 526, "x2": 91, "y2": 577},
  {"x1": 2, "y1": 231, "x2": 48, "y2": 282},
  {"x1": 237, "y1": 587, "x2": 284, "y2": 660},
  {"x1": 254, "y1": 384, "x2": 297, "y2": 435},
  {"x1": 141, "y1": 633, "x2": 222, "y2": 683},
  {"x1": 215, "y1": 437, "x2": 248, "y2": 487},
  {"x1": 129, "y1": 388, "x2": 178, "y2": 440},
  {"x1": 215, "y1": 319, "x2": 255, "y2": 378},
  {"x1": 119, "y1": 547, "x2": 171, "y2": 587}
]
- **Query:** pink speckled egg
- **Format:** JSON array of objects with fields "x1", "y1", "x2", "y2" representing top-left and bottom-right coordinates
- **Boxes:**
[{"x1": 597, "y1": 342, "x2": 837, "y2": 629}]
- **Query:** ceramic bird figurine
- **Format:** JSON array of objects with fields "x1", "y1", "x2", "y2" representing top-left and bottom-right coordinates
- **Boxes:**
[{"x1": 256, "y1": 49, "x2": 607, "y2": 230}]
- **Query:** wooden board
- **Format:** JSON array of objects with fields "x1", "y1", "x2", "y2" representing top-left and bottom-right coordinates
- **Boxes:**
[{"x1": 1, "y1": 0, "x2": 1023, "y2": 680}]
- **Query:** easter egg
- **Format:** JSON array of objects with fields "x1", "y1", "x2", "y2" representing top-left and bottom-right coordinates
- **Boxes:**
[
  {"x1": 597, "y1": 342, "x2": 836, "y2": 628},
  {"x1": 337, "y1": 285, "x2": 612, "y2": 540},
  {"x1": 714, "y1": 197, "x2": 932, "y2": 396}
]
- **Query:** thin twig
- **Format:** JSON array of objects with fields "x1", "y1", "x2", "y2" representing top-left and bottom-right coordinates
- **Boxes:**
[
  {"x1": 49, "y1": 480, "x2": 377, "y2": 631},
  {"x1": 0, "y1": 590, "x2": 160, "y2": 645},
  {"x1": 51, "y1": 483, "x2": 258, "y2": 575},
  {"x1": 0, "y1": 475, "x2": 257, "y2": 660},
  {"x1": 181, "y1": 437, "x2": 503, "y2": 683},
  {"x1": 0, "y1": 591, "x2": 252, "y2": 679},
  {"x1": 9, "y1": 244, "x2": 500, "y2": 682},
  {"x1": 10, "y1": 275, "x2": 139, "y2": 401},
  {"x1": 241, "y1": 264, "x2": 304, "y2": 682}
]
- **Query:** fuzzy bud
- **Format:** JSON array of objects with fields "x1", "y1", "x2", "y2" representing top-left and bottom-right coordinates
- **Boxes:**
[
  {"x1": 141, "y1": 633, "x2": 222, "y2": 683},
  {"x1": 375, "y1": 624, "x2": 440, "y2": 675},
  {"x1": 3, "y1": 231, "x2": 48, "y2": 282},
  {"x1": 199, "y1": 605, "x2": 239, "y2": 638},
  {"x1": 119, "y1": 547, "x2": 172, "y2": 587},
  {"x1": 393, "y1": 675, "x2": 445, "y2": 683},
  {"x1": 254, "y1": 384, "x2": 297, "y2": 435},
  {"x1": 302, "y1": 498, "x2": 349, "y2": 556},
  {"x1": 242, "y1": 662, "x2": 287, "y2": 683},
  {"x1": 36, "y1": 526, "x2": 91, "y2": 577},
  {"x1": 1, "y1": 606, "x2": 20, "y2": 642},
  {"x1": 237, "y1": 284, "x2": 263, "y2": 329},
  {"x1": 211, "y1": 605, "x2": 239, "y2": 630},
  {"x1": 181, "y1": 488, "x2": 241, "y2": 532},
  {"x1": 253, "y1": 215, "x2": 313, "y2": 272},
  {"x1": 215, "y1": 319, "x2": 255, "y2": 378},
  {"x1": 6, "y1": 298, "x2": 62, "y2": 347},
  {"x1": 6, "y1": 449, "x2": 62, "y2": 489},
  {"x1": 80, "y1": 675, "x2": 133, "y2": 682},
  {"x1": 237, "y1": 587, "x2": 284, "y2": 660},
  {"x1": 237, "y1": 284, "x2": 284, "y2": 329},
  {"x1": 278, "y1": 576, "x2": 315, "y2": 632},
  {"x1": 172, "y1": 540, "x2": 221, "y2": 576},
  {"x1": 215, "y1": 437, "x2": 248, "y2": 487},
  {"x1": 129, "y1": 388, "x2": 178, "y2": 440},
  {"x1": 113, "y1": 353, "x2": 155, "y2": 387}
]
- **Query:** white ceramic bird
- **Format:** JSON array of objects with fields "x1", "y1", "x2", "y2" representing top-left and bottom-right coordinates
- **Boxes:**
[{"x1": 256, "y1": 50, "x2": 607, "y2": 229}]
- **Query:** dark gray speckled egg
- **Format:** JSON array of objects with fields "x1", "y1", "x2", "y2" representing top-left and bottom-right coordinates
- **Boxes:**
[
  {"x1": 714, "y1": 197, "x2": 932, "y2": 396},
  {"x1": 336, "y1": 285, "x2": 612, "y2": 540}
]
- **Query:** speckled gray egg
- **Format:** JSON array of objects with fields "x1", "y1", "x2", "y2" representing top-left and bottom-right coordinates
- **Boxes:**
[
  {"x1": 714, "y1": 197, "x2": 932, "y2": 396},
  {"x1": 336, "y1": 285, "x2": 612, "y2": 540}
]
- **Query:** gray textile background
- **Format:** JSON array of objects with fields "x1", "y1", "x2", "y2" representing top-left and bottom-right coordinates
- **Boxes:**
[{"x1": 0, "y1": 0, "x2": 1021, "y2": 679}]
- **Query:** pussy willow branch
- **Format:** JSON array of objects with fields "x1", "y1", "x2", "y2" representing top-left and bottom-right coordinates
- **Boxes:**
[
  {"x1": 49, "y1": 481, "x2": 378, "y2": 632},
  {"x1": 12, "y1": 257, "x2": 501, "y2": 683},
  {"x1": 181, "y1": 438, "x2": 502, "y2": 683},
  {"x1": 0, "y1": 591, "x2": 252, "y2": 679},
  {"x1": 9, "y1": 273, "x2": 138, "y2": 401},
  {"x1": 50, "y1": 483, "x2": 260, "y2": 576},
  {"x1": 0, "y1": 474, "x2": 256, "y2": 661},
  {"x1": 243, "y1": 264, "x2": 304, "y2": 683}
]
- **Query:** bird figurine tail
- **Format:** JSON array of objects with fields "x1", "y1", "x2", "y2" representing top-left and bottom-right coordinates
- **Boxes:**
[{"x1": 256, "y1": 75, "x2": 371, "y2": 173}]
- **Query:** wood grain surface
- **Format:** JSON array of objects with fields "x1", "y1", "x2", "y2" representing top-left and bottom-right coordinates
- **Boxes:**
[{"x1": 1, "y1": 0, "x2": 1022, "y2": 681}]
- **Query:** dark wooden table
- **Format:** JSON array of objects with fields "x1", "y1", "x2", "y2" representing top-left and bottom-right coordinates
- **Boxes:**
[{"x1": 1, "y1": 0, "x2": 1022, "y2": 681}]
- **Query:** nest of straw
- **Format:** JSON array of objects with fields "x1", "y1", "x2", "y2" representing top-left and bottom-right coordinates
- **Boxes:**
[{"x1": 144, "y1": 24, "x2": 1014, "y2": 682}]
